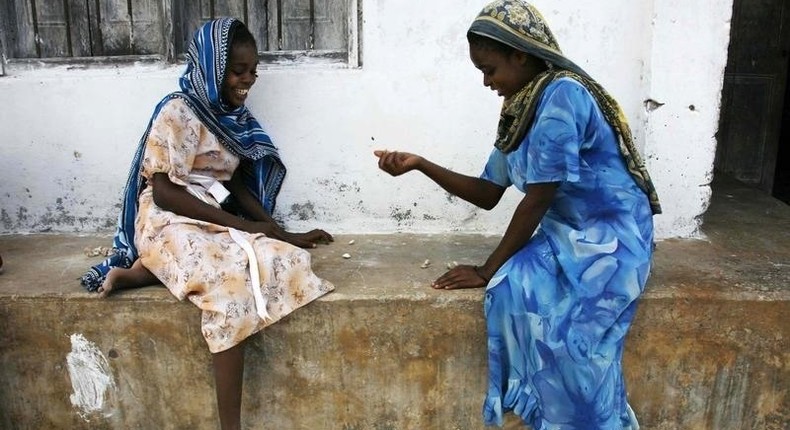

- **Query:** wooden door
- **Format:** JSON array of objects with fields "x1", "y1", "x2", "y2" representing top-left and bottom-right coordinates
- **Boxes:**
[{"x1": 716, "y1": 0, "x2": 790, "y2": 192}]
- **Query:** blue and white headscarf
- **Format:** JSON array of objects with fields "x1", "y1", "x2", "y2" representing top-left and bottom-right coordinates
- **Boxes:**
[{"x1": 81, "y1": 18, "x2": 286, "y2": 292}]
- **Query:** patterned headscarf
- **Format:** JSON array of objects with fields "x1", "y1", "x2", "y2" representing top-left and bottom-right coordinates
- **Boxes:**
[
  {"x1": 81, "y1": 18, "x2": 286, "y2": 291},
  {"x1": 469, "y1": 0, "x2": 661, "y2": 214},
  {"x1": 180, "y1": 18, "x2": 284, "y2": 162}
]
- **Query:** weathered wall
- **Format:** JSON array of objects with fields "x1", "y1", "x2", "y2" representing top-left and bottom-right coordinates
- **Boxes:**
[{"x1": 0, "y1": 0, "x2": 733, "y2": 238}]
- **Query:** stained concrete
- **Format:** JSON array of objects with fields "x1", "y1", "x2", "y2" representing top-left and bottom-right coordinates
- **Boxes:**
[{"x1": 0, "y1": 176, "x2": 787, "y2": 429}]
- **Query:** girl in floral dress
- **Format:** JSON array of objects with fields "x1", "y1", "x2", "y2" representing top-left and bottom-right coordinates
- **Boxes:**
[{"x1": 83, "y1": 18, "x2": 334, "y2": 430}]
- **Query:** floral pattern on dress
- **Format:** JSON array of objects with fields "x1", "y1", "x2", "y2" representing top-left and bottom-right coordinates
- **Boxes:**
[
  {"x1": 479, "y1": 78, "x2": 651, "y2": 429},
  {"x1": 134, "y1": 98, "x2": 334, "y2": 353}
]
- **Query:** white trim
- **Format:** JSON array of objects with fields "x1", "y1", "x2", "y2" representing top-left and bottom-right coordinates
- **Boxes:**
[{"x1": 347, "y1": 0, "x2": 361, "y2": 68}]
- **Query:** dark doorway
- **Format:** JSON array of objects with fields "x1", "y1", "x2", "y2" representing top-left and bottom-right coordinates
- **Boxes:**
[
  {"x1": 772, "y1": 55, "x2": 790, "y2": 203},
  {"x1": 715, "y1": 0, "x2": 790, "y2": 203}
]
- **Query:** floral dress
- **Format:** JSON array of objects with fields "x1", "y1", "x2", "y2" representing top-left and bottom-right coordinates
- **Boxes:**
[
  {"x1": 480, "y1": 78, "x2": 653, "y2": 429},
  {"x1": 135, "y1": 98, "x2": 334, "y2": 353}
]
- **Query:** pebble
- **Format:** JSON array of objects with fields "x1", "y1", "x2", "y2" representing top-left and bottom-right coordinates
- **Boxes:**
[
  {"x1": 420, "y1": 259, "x2": 431, "y2": 269},
  {"x1": 447, "y1": 261, "x2": 459, "y2": 269},
  {"x1": 348, "y1": 240, "x2": 355, "y2": 245},
  {"x1": 83, "y1": 246, "x2": 114, "y2": 257},
  {"x1": 342, "y1": 253, "x2": 351, "y2": 259}
]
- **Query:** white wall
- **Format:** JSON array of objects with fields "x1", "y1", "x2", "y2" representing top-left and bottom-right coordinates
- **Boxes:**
[{"x1": 0, "y1": 0, "x2": 733, "y2": 239}]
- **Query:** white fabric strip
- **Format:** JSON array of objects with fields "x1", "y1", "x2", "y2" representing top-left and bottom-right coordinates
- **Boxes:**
[
  {"x1": 182, "y1": 174, "x2": 271, "y2": 321},
  {"x1": 228, "y1": 227, "x2": 271, "y2": 321},
  {"x1": 184, "y1": 173, "x2": 231, "y2": 205}
]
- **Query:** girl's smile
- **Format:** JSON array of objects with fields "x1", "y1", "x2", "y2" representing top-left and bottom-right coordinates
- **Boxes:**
[{"x1": 222, "y1": 43, "x2": 258, "y2": 108}]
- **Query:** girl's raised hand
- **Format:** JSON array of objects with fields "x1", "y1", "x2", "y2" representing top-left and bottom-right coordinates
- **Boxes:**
[{"x1": 373, "y1": 150, "x2": 421, "y2": 176}]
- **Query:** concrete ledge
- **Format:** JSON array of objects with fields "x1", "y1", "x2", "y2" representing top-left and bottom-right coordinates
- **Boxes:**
[{"x1": 1, "y1": 178, "x2": 788, "y2": 429}]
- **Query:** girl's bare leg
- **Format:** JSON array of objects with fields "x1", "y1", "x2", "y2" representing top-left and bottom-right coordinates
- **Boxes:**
[
  {"x1": 213, "y1": 342, "x2": 246, "y2": 430},
  {"x1": 97, "y1": 259, "x2": 159, "y2": 297}
]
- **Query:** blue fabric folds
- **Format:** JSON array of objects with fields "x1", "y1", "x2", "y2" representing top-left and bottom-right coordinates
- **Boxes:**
[{"x1": 479, "y1": 78, "x2": 651, "y2": 429}]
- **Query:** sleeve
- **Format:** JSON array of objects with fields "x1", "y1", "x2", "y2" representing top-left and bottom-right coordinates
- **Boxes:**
[
  {"x1": 480, "y1": 147, "x2": 513, "y2": 188},
  {"x1": 524, "y1": 78, "x2": 594, "y2": 186},
  {"x1": 140, "y1": 98, "x2": 202, "y2": 188}
]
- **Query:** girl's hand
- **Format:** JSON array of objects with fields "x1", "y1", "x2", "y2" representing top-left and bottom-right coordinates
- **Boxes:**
[
  {"x1": 282, "y1": 229, "x2": 334, "y2": 249},
  {"x1": 431, "y1": 264, "x2": 489, "y2": 290},
  {"x1": 239, "y1": 219, "x2": 332, "y2": 249},
  {"x1": 241, "y1": 220, "x2": 281, "y2": 237},
  {"x1": 374, "y1": 150, "x2": 422, "y2": 176}
]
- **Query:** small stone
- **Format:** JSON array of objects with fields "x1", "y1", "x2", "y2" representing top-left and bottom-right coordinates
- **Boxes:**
[
  {"x1": 342, "y1": 253, "x2": 351, "y2": 259},
  {"x1": 348, "y1": 240, "x2": 355, "y2": 245},
  {"x1": 420, "y1": 259, "x2": 431, "y2": 269},
  {"x1": 84, "y1": 246, "x2": 114, "y2": 257}
]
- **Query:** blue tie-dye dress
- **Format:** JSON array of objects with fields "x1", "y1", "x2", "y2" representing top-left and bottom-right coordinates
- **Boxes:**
[{"x1": 480, "y1": 77, "x2": 653, "y2": 429}]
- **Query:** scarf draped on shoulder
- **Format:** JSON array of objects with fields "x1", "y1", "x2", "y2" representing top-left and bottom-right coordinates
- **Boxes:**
[
  {"x1": 81, "y1": 18, "x2": 286, "y2": 291},
  {"x1": 469, "y1": 0, "x2": 662, "y2": 215}
]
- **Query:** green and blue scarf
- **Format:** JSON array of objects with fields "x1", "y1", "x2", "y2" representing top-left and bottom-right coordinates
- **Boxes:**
[{"x1": 470, "y1": 0, "x2": 662, "y2": 214}]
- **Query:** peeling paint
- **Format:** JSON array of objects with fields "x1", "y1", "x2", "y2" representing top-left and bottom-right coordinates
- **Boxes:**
[
  {"x1": 66, "y1": 333, "x2": 116, "y2": 420},
  {"x1": 644, "y1": 98, "x2": 665, "y2": 112}
]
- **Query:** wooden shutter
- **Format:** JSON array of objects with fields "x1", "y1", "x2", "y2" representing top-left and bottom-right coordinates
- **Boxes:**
[
  {"x1": 0, "y1": 0, "x2": 167, "y2": 58},
  {"x1": 0, "y1": 0, "x2": 358, "y2": 64}
]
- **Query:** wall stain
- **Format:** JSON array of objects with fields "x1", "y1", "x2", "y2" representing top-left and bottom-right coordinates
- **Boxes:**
[
  {"x1": 1, "y1": 197, "x2": 96, "y2": 232},
  {"x1": 0, "y1": 209, "x2": 12, "y2": 230},
  {"x1": 390, "y1": 207, "x2": 413, "y2": 226},
  {"x1": 38, "y1": 197, "x2": 77, "y2": 228},
  {"x1": 316, "y1": 178, "x2": 361, "y2": 194},
  {"x1": 289, "y1": 202, "x2": 317, "y2": 221},
  {"x1": 16, "y1": 206, "x2": 29, "y2": 224}
]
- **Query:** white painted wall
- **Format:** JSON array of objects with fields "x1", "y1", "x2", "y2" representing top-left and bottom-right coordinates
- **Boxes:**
[{"x1": 0, "y1": 0, "x2": 732, "y2": 239}]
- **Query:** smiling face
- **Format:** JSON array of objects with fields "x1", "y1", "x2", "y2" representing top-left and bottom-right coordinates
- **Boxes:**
[
  {"x1": 221, "y1": 42, "x2": 258, "y2": 108},
  {"x1": 469, "y1": 43, "x2": 546, "y2": 99}
]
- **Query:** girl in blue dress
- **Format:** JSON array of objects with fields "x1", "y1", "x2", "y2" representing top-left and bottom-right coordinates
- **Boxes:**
[{"x1": 375, "y1": 1, "x2": 661, "y2": 428}]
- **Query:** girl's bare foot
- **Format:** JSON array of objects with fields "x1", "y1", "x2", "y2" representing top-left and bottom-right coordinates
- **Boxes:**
[
  {"x1": 97, "y1": 261, "x2": 159, "y2": 298},
  {"x1": 98, "y1": 268, "x2": 123, "y2": 298}
]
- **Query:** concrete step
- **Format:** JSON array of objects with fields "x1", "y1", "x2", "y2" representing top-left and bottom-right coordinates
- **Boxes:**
[{"x1": 0, "y1": 178, "x2": 787, "y2": 430}]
